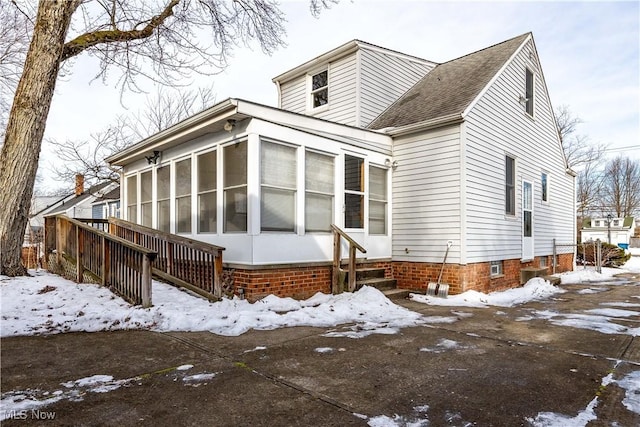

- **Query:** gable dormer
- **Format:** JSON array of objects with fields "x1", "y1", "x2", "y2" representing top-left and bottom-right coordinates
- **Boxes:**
[{"x1": 272, "y1": 40, "x2": 436, "y2": 128}]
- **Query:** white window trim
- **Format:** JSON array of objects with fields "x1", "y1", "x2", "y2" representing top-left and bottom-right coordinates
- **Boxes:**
[
  {"x1": 306, "y1": 66, "x2": 330, "y2": 113},
  {"x1": 260, "y1": 139, "x2": 298, "y2": 233},
  {"x1": 344, "y1": 153, "x2": 366, "y2": 230},
  {"x1": 505, "y1": 154, "x2": 517, "y2": 217},
  {"x1": 490, "y1": 260, "x2": 504, "y2": 277},
  {"x1": 304, "y1": 149, "x2": 336, "y2": 234},
  {"x1": 196, "y1": 148, "x2": 218, "y2": 235},
  {"x1": 525, "y1": 67, "x2": 535, "y2": 118},
  {"x1": 541, "y1": 170, "x2": 550, "y2": 204}
]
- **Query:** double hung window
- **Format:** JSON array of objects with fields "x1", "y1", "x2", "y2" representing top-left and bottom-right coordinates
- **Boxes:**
[
  {"x1": 369, "y1": 166, "x2": 387, "y2": 234},
  {"x1": 223, "y1": 141, "x2": 247, "y2": 232},
  {"x1": 305, "y1": 151, "x2": 334, "y2": 232},
  {"x1": 261, "y1": 141, "x2": 296, "y2": 232},
  {"x1": 140, "y1": 171, "x2": 153, "y2": 227},
  {"x1": 156, "y1": 166, "x2": 170, "y2": 232},
  {"x1": 310, "y1": 70, "x2": 328, "y2": 108},
  {"x1": 175, "y1": 158, "x2": 192, "y2": 233},
  {"x1": 126, "y1": 175, "x2": 137, "y2": 223},
  {"x1": 197, "y1": 151, "x2": 217, "y2": 233},
  {"x1": 344, "y1": 155, "x2": 364, "y2": 228}
]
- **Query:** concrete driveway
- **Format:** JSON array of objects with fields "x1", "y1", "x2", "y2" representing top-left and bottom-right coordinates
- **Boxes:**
[{"x1": 2, "y1": 272, "x2": 639, "y2": 426}]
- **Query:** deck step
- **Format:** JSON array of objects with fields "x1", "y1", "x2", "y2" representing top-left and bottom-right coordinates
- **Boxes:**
[
  {"x1": 354, "y1": 277, "x2": 397, "y2": 291},
  {"x1": 543, "y1": 275, "x2": 561, "y2": 286},
  {"x1": 382, "y1": 288, "x2": 411, "y2": 300}
]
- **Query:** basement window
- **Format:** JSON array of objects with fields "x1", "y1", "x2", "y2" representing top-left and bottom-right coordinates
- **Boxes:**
[{"x1": 490, "y1": 260, "x2": 503, "y2": 277}]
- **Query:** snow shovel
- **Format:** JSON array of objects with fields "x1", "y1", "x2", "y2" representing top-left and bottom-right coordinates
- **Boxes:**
[{"x1": 427, "y1": 240, "x2": 453, "y2": 298}]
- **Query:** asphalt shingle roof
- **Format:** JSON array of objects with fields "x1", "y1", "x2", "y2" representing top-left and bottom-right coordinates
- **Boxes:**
[{"x1": 368, "y1": 33, "x2": 530, "y2": 130}]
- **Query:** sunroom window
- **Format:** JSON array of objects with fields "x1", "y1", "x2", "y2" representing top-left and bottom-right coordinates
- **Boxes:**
[
  {"x1": 305, "y1": 150, "x2": 334, "y2": 232},
  {"x1": 369, "y1": 166, "x2": 387, "y2": 234},
  {"x1": 261, "y1": 141, "x2": 296, "y2": 232},
  {"x1": 197, "y1": 150, "x2": 217, "y2": 233},
  {"x1": 156, "y1": 165, "x2": 170, "y2": 232},
  {"x1": 126, "y1": 175, "x2": 137, "y2": 223},
  {"x1": 223, "y1": 141, "x2": 247, "y2": 232},
  {"x1": 345, "y1": 155, "x2": 364, "y2": 228},
  {"x1": 175, "y1": 158, "x2": 191, "y2": 233},
  {"x1": 140, "y1": 170, "x2": 153, "y2": 227},
  {"x1": 310, "y1": 70, "x2": 328, "y2": 109}
]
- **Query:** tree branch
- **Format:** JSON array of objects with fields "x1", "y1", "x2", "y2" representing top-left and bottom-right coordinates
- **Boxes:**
[{"x1": 61, "y1": 0, "x2": 180, "y2": 61}]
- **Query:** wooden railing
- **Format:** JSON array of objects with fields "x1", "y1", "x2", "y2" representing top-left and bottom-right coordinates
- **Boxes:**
[
  {"x1": 44, "y1": 215, "x2": 157, "y2": 307},
  {"x1": 331, "y1": 224, "x2": 366, "y2": 293},
  {"x1": 83, "y1": 218, "x2": 226, "y2": 301}
]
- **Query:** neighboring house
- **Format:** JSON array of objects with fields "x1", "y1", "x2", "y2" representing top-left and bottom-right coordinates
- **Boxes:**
[
  {"x1": 42, "y1": 176, "x2": 119, "y2": 220},
  {"x1": 581, "y1": 217, "x2": 636, "y2": 248},
  {"x1": 106, "y1": 33, "x2": 575, "y2": 299},
  {"x1": 91, "y1": 186, "x2": 121, "y2": 219}
]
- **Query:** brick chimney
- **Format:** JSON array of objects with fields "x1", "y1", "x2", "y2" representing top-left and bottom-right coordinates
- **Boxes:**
[{"x1": 75, "y1": 174, "x2": 84, "y2": 196}]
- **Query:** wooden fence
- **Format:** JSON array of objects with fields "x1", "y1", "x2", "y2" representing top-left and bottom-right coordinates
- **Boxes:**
[
  {"x1": 44, "y1": 215, "x2": 157, "y2": 307},
  {"x1": 78, "y1": 217, "x2": 225, "y2": 301}
]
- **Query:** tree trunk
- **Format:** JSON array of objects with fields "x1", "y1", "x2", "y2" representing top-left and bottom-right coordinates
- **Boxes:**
[{"x1": 0, "y1": 0, "x2": 80, "y2": 276}]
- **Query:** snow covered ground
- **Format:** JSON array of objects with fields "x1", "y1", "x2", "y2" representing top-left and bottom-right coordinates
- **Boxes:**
[{"x1": 1, "y1": 251, "x2": 639, "y2": 426}]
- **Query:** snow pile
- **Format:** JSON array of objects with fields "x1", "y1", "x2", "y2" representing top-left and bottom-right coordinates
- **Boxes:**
[
  {"x1": 0, "y1": 271, "x2": 422, "y2": 338},
  {"x1": 410, "y1": 278, "x2": 564, "y2": 307},
  {"x1": 527, "y1": 369, "x2": 640, "y2": 426}
]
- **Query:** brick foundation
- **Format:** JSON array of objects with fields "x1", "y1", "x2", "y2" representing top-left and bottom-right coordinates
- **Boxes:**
[
  {"x1": 230, "y1": 260, "x2": 393, "y2": 302},
  {"x1": 227, "y1": 253, "x2": 573, "y2": 300},
  {"x1": 393, "y1": 253, "x2": 574, "y2": 294}
]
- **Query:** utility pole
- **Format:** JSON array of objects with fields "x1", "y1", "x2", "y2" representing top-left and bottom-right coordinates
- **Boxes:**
[{"x1": 607, "y1": 213, "x2": 612, "y2": 245}]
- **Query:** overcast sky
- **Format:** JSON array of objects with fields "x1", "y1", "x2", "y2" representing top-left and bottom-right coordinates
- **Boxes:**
[{"x1": 41, "y1": 0, "x2": 639, "y2": 190}]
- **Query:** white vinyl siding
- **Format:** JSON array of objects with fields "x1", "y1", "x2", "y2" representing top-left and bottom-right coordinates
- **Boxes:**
[
  {"x1": 392, "y1": 125, "x2": 462, "y2": 263},
  {"x1": 278, "y1": 45, "x2": 434, "y2": 128},
  {"x1": 359, "y1": 48, "x2": 435, "y2": 127},
  {"x1": 311, "y1": 55, "x2": 358, "y2": 125},
  {"x1": 463, "y1": 39, "x2": 574, "y2": 263},
  {"x1": 280, "y1": 76, "x2": 306, "y2": 113}
]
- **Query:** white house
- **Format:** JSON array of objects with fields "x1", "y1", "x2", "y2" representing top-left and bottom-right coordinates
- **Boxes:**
[
  {"x1": 581, "y1": 216, "x2": 636, "y2": 248},
  {"x1": 106, "y1": 33, "x2": 575, "y2": 299}
]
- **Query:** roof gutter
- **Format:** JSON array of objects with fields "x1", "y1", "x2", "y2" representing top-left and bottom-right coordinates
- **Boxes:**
[
  {"x1": 382, "y1": 113, "x2": 464, "y2": 137},
  {"x1": 106, "y1": 98, "x2": 239, "y2": 166},
  {"x1": 272, "y1": 41, "x2": 359, "y2": 84}
]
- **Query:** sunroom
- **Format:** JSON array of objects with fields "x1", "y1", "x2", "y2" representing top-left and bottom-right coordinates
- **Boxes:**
[{"x1": 106, "y1": 99, "x2": 394, "y2": 297}]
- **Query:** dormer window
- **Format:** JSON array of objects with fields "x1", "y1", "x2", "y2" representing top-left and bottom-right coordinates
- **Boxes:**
[
  {"x1": 310, "y1": 69, "x2": 328, "y2": 109},
  {"x1": 525, "y1": 68, "x2": 534, "y2": 116}
]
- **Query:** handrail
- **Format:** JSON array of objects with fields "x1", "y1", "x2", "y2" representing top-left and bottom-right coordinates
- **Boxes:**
[
  {"x1": 105, "y1": 217, "x2": 226, "y2": 299},
  {"x1": 45, "y1": 215, "x2": 157, "y2": 307},
  {"x1": 330, "y1": 224, "x2": 366, "y2": 253},
  {"x1": 107, "y1": 217, "x2": 226, "y2": 253},
  {"x1": 330, "y1": 224, "x2": 366, "y2": 293}
]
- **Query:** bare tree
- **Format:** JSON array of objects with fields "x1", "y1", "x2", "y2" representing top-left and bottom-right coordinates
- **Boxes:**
[
  {"x1": 576, "y1": 161, "x2": 604, "y2": 219},
  {"x1": 0, "y1": 2, "x2": 33, "y2": 142},
  {"x1": 555, "y1": 104, "x2": 605, "y2": 169},
  {"x1": 601, "y1": 156, "x2": 640, "y2": 218},
  {"x1": 0, "y1": 0, "x2": 333, "y2": 276},
  {"x1": 48, "y1": 86, "x2": 215, "y2": 187}
]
